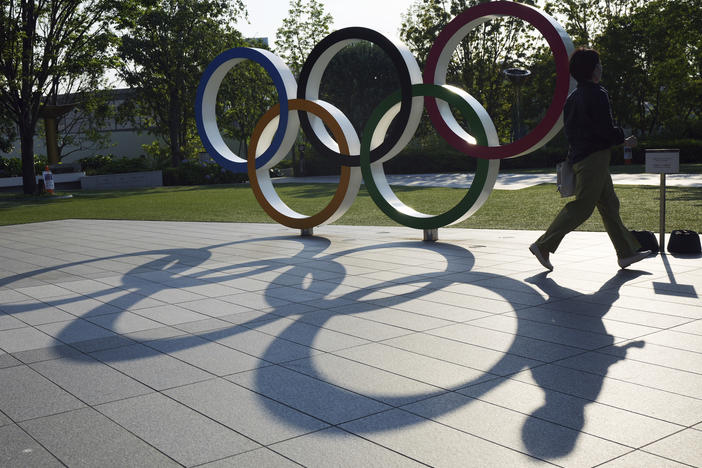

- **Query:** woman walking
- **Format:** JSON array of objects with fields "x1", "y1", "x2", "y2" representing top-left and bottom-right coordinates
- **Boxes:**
[{"x1": 530, "y1": 47, "x2": 651, "y2": 271}]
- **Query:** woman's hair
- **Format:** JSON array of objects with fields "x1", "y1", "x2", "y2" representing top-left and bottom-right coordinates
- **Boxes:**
[{"x1": 569, "y1": 47, "x2": 600, "y2": 83}]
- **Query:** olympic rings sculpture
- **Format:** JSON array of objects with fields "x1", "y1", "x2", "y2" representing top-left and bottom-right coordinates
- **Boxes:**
[{"x1": 196, "y1": 1, "x2": 575, "y2": 232}]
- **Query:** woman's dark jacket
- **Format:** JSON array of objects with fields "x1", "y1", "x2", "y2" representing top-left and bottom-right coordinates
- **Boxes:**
[{"x1": 564, "y1": 81, "x2": 624, "y2": 163}]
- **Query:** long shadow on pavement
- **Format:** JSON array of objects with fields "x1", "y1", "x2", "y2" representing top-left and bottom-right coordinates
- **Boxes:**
[{"x1": 0, "y1": 235, "x2": 650, "y2": 462}]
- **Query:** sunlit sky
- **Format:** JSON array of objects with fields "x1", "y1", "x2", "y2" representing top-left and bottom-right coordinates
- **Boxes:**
[{"x1": 234, "y1": 0, "x2": 416, "y2": 46}]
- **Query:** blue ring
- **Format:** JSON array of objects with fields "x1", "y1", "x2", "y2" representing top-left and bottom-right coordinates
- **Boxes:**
[{"x1": 195, "y1": 48, "x2": 290, "y2": 173}]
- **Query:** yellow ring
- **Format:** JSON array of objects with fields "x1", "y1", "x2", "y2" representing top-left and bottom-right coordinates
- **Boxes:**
[{"x1": 247, "y1": 99, "x2": 356, "y2": 229}]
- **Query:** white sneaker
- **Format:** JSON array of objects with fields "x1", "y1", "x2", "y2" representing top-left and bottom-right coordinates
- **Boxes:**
[
  {"x1": 529, "y1": 243, "x2": 553, "y2": 271},
  {"x1": 618, "y1": 250, "x2": 652, "y2": 269}
]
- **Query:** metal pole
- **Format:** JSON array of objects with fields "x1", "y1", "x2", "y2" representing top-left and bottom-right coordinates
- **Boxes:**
[{"x1": 660, "y1": 173, "x2": 666, "y2": 251}]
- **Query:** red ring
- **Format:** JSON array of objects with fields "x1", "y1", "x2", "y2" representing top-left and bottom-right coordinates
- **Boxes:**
[{"x1": 423, "y1": 1, "x2": 572, "y2": 159}]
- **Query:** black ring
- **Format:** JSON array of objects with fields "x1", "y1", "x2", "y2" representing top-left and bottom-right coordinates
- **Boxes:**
[{"x1": 297, "y1": 27, "x2": 416, "y2": 166}]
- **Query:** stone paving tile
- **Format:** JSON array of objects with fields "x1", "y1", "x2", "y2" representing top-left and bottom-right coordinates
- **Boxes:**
[
  {"x1": 11, "y1": 343, "x2": 85, "y2": 363},
  {"x1": 207, "y1": 325, "x2": 322, "y2": 363},
  {"x1": 409, "y1": 288, "x2": 519, "y2": 314},
  {"x1": 14, "y1": 284, "x2": 75, "y2": 300},
  {"x1": 511, "y1": 366, "x2": 702, "y2": 426},
  {"x1": 20, "y1": 407, "x2": 179, "y2": 467},
  {"x1": 341, "y1": 408, "x2": 546, "y2": 467},
  {"x1": 217, "y1": 309, "x2": 277, "y2": 325},
  {"x1": 96, "y1": 393, "x2": 259, "y2": 467},
  {"x1": 177, "y1": 297, "x2": 254, "y2": 317},
  {"x1": 296, "y1": 309, "x2": 413, "y2": 342},
  {"x1": 384, "y1": 332, "x2": 542, "y2": 377},
  {"x1": 198, "y1": 448, "x2": 301, "y2": 467},
  {"x1": 637, "y1": 329, "x2": 702, "y2": 353},
  {"x1": 457, "y1": 375, "x2": 683, "y2": 448},
  {"x1": 335, "y1": 342, "x2": 493, "y2": 390},
  {"x1": 2, "y1": 221, "x2": 701, "y2": 467},
  {"x1": 468, "y1": 314, "x2": 623, "y2": 350},
  {"x1": 619, "y1": 283, "x2": 702, "y2": 308},
  {"x1": 0, "y1": 365, "x2": 85, "y2": 421},
  {"x1": 164, "y1": 378, "x2": 328, "y2": 445},
  {"x1": 90, "y1": 343, "x2": 213, "y2": 390},
  {"x1": 9, "y1": 304, "x2": 76, "y2": 326},
  {"x1": 0, "y1": 352, "x2": 21, "y2": 368},
  {"x1": 370, "y1": 295, "x2": 492, "y2": 322},
  {"x1": 504, "y1": 306, "x2": 663, "y2": 339},
  {"x1": 404, "y1": 391, "x2": 631, "y2": 466},
  {"x1": 538, "y1": 299, "x2": 693, "y2": 329},
  {"x1": 227, "y1": 365, "x2": 390, "y2": 425},
  {"x1": 176, "y1": 281, "x2": 245, "y2": 298},
  {"x1": 598, "y1": 450, "x2": 691, "y2": 467},
  {"x1": 121, "y1": 325, "x2": 188, "y2": 343},
  {"x1": 0, "y1": 289, "x2": 33, "y2": 304},
  {"x1": 146, "y1": 334, "x2": 264, "y2": 376},
  {"x1": 642, "y1": 429, "x2": 702, "y2": 467},
  {"x1": 31, "y1": 354, "x2": 153, "y2": 405},
  {"x1": 283, "y1": 353, "x2": 445, "y2": 406},
  {"x1": 428, "y1": 322, "x2": 584, "y2": 362},
  {"x1": 244, "y1": 316, "x2": 369, "y2": 352},
  {"x1": 348, "y1": 307, "x2": 454, "y2": 332},
  {"x1": 444, "y1": 281, "x2": 549, "y2": 307},
  {"x1": 0, "y1": 326, "x2": 57, "y2": 353},
  {"x1": 173, "y1": 317, "x2": 231, "y2": 333},
  {"x1": 44, "y1": 296, "x2": 124, "y2": 317},
  {"x1": 0, "y1": 424, "x2": 63, "y2": 468},
  {"x1": 576, "y1": 292, "x2": 702, "y2": 319},
  {"x1": 218, "y1": 291, "x2": 292, "y2": 310},
  {"x1": 85, "y1": 311, "x2": 166, "y2": 333},
  {"x1": 37, "y1": 318, "x2": 117, "y2": 344},
  {"x1": 670, "y1": 319, "x2": 702, "y2": 335},
  {"x1": 128, "y1": 303, "x2": 210, "y2": 325},
  {"x1": 557, "y1": 351, "x2": 702, "y2": 399},
  {"x1": 70, "y1": 335, "x2": 136, "y2": 353},
  {"x1": 86, "y1": 289, "x2": 167, "y2": 310},
  {"x1": 0, "y1": 314, "x2": 26, "y2": 331},
  {"x1": 271, "y1": 427, "x2": 426, "y2": 467}
]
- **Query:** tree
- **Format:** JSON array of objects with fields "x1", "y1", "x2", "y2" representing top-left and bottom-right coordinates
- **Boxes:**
[
  {"x1": 0, "y1": 104, "x2": 16, "y2": 154},
  {"x1": 274, "y1": 0, "x2": 333, "y2": 175},
  {"x1": 595, "y1": 0, "x2": 702, "y2": 138},
  {"x1": 400, "y1": 0, "x2": 542, "y2": 143},
  {"x1": 542, "y1": 0, "x2": 645, "y2": 45},
  {"x1": 217, "y1": 50, "x2": 278, "y2": 159},
  {"x1": 0, "y1": 0, "x2": 115, "y2": 194},
  {"x1": 275, "y1": 0, "x2": 333, "y2": 77},
  {"x1": 112, "y1": 0, "x2": 247, "y2": 166},
  {"x1": 52, "y1": 91, "x2": 114, "y2": 160},
  {"x1": 319, "y1": 42, "x2": 399, "y2": 136}
]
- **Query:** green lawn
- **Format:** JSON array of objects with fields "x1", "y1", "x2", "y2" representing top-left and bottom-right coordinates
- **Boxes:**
[{"x1": 1, "y1": 182, "x2": 700, "y2": 232}]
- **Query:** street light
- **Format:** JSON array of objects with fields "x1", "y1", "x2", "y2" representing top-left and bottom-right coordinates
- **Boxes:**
[{"x1": 503, "y1": 67, "x2": 531, "y2": 142}]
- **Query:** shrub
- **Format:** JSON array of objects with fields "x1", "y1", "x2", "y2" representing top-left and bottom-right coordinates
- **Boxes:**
[
  {"x1": 79, "y1": 155, "x2": 150, "y2": 175},
  {"x1": 162, "y1": 161, "x2": 248, "y2": 186},
  {"x1": 0, "y1": 157, "x2": 22, "y2": 177}
]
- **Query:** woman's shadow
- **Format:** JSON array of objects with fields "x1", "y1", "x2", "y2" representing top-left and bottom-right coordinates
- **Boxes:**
[{"x1": 520, "y1": 269, "x2": 649, "y2": 458}]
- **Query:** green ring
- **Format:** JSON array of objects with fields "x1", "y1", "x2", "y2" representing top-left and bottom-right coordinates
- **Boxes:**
[{"x1": 360, "y1": 83, "x2": 492, "y2": 230}]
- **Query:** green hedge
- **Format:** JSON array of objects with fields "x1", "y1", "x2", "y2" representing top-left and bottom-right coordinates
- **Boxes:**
[
  {"x1": 0, "y1": 156, "x2": 50, "y2": 177},
  {"x1": 162, "y1": 162, "x2": 248, "y2": 186},
  {"x1": 80, "y1": 155, "x2": 150, "y2": 175}
]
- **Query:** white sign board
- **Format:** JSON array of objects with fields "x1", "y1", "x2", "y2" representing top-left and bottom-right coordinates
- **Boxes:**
[{"x1": 645, "y1": 149, "x2": 679, "y2": 174}]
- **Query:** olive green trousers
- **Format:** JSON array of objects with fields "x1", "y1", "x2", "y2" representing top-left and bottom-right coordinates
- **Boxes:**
[{"x1": 535, "y1": 149, "x2": 640, "y2": 258}]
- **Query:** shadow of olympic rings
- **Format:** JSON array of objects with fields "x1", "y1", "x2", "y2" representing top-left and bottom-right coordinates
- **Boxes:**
[{"x1": 1, "y1": 235, "x2": 646, "y2": 460}]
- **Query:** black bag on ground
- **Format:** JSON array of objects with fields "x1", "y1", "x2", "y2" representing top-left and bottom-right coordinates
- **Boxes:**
[
  {"x1": 667, "y1": 230, "x2": 701, "y2": 254},
  {"x1": 630, "y1": 230, "x2": 659, "y2": 253}
]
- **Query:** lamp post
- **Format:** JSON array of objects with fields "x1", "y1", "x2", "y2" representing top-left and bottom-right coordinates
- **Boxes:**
[{"x1": 503, "y1": 68, "x2": 531, "y2": 142}]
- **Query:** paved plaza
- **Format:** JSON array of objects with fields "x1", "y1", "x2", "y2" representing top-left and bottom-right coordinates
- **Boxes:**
[{"x1": 1, "y1": 219, "x2": 701, "y2": 467}]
